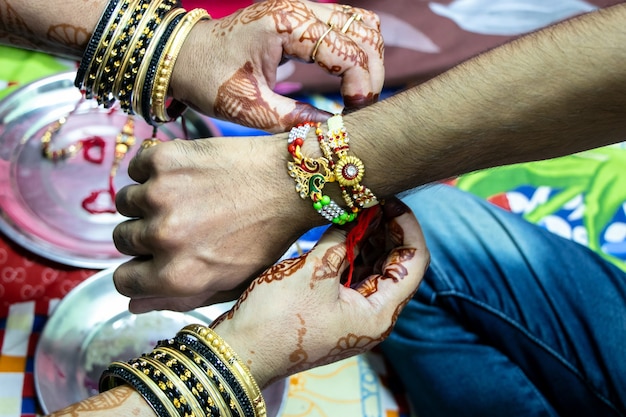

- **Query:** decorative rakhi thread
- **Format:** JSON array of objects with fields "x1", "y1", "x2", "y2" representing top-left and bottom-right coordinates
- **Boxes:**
[{"x1": 287, "y1": 122, "x2": 356, "y2": 225}]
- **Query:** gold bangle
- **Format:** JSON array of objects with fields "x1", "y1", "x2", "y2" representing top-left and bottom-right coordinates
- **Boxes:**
[
  {"x1": 110, "y1": 0, "x2": 162, "y2": 104},
  {"x1": 91, "y1": 0, "x2": 143, "y2": 102},
  {"x1": 132, "y1": 7, "x2": 186, "y2": 117},
  {"x1": 151, "y1": 8, "x2": 211, "y2": 123}
]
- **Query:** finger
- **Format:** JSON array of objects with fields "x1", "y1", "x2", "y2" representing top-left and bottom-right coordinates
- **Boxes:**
[
  {"x1": 112, "y1": 218, "x2": 153, "y2": 256},
  {"x1": 113, "y1": 257, "x2": 155, "y2": 300},
  {"x1": 324, "y1": 3, "x2": 381, "y2": 30},
  {"x1": 307, "y1": 2, "x2": 385, "y2": 102},
  {"x1": 309, "y1": 28, "x2": 377, "y2": 110},
  {"x1": 115, "y1": 183, "x2": 146, "y2": 218},
  {"x1": 126, "y1": 139, "x2": 161, "y2": 183},
  {"x1": 304, "y1": 225, "x2": 351, "y2": 288},
  {"x1": 257, "y1": 83, "x2": 332, "y2": 132},
  {"x1": 354, "y1": 201, "x2": 430, "y2": 307}
]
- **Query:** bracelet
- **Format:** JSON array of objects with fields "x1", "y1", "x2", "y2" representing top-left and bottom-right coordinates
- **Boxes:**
[
  {"x1": 287, "y1": 122, "x2": 356, "y2": 224},
  {"x1": 100, "y1": 324, "x2": 266, "y2": 417},
  {"x1": 180, "y1": 325, "x2": 266, "y2": 417},
  {"x1": 91, "y1": 0, "x2": 146, "y2": 105},
  {"x1": 117, "y1": 0, "x2": 179, "y2": 113},
  {"x1": 150, "y1": 8, "x2": 211, "y2": 124},
  {"x1": 132, "y1": 8, "x2": 186, "y2": 123},
  {"x1": 82, "y1": 0, "x2": 135, "y2": 99},
  {"x1": 75, "y1": 0, "x2": 122, "y2": 89},
  {"x1": 320, "y1": 115, "x2": 379, "y2": 210}
]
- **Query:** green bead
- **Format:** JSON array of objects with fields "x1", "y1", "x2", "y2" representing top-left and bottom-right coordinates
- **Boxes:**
[
  {"x1": 313, "y1": 201, "x2": 323, "y2": 210},
  {"x1": 332, "y1": 217, "x2": 340, "y2": 224},
  {"x1": 348, "y1": 213, "x2": 357, "y2": 222},
  {"x1": 340, "y1": 212, "x2": 349, "y2": 221},
  {"x1": 321, "y1": 195, "x2": 331, "y2": 206}
]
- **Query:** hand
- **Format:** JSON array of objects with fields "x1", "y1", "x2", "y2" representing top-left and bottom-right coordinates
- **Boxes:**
[
  {"x1": 213, "y1": 197, "x2": 430, "y2": 388},
  {"x1": 113, "y1": 135, "x2": 318, "y2": 313},
  {"x1": 171, "y1": 0, "x2": 384, "y2": 132}
]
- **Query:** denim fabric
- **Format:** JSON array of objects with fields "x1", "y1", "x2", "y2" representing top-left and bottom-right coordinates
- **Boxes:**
[{"x1": 382, "y1": 184, "x2": 626, "y2": 417}]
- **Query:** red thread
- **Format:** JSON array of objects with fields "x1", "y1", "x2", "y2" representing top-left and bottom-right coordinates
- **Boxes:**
[{"x1": 343, "y1": 205, "x2": 379, "y2": 288}]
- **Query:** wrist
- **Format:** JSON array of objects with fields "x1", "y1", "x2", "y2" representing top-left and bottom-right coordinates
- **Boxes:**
[{"x1": 168, "y1": 19, "x2": 216, "y2": 109}]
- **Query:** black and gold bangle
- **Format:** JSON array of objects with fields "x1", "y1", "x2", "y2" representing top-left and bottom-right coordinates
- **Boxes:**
[
  {"x1": 179, "y1": 325, "x2": 266, "y2": 417},
  {"x1": 132, "y1": 7, "x2": 185, "y2": 120},
  {"x1": 100, "y1": 361, "x2": 178, "y2": 417},
  {"x1": 151, "y1": 347, "x2": 231, "y2": 417},
  {"x1": 160, "y1": 337, "x2": 244, "y2": 417},
  {"x1": 75, "y1": 0, "x2": 122, "y2": 89},
  {"x1": 82, "y1": 0, "x2": 134, "y2": 98},
  {"x1": 117, "y1": 0, "x2": 180, "y2": 113},
  {"x1": 173, "y1": 332, "x2": 255, "y2": 417},
  {"x1": 93, "y1": 0, "x2": 149, "y2": 106},
  {"x1": 139, "y1": 355, "x2": 202, "y2": 417}
]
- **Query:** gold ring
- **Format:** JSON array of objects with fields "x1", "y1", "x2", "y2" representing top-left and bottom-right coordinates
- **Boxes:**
[
  {"x1": 141, "y1": 138, "x2": 161, "y2": 149},
  {"x1": 311, "y1": 25, "x2": 334, "y2": 63},
  {"x1": 340, "y1": 13, "x2": 362, "y2": 34}
]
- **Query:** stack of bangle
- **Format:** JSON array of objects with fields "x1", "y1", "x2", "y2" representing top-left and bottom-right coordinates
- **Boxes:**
[
  {"x1": 75, "y1": 0, "x2": 211, "y2": 127},
  {"x1": 287, "y1": 115, "x2": 378, "y2": 224},
  {"x1": 100, "y1": 324, "x2": 267, "y2": 417}
]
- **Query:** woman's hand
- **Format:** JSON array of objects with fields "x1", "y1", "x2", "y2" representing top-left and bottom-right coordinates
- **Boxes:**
[
  {"x1": 212, "y1": 197, "x2": 429, "y2": 388},
  {"x1": 171, "y1": 0, "x2": 384, "y2": 132}
]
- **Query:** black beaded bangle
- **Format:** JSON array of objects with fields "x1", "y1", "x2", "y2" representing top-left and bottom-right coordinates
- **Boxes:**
[
  {"x1": 136, "y1": 356, "x2": 197, "y2": 417},
  {"x1": 83, "y1": 0, "x2": 133, "y2": 98},
  {"x1": 173, "y1": 333, "x2": 255, "y2": 417},
  {"x1": 95, "y1": 0, "x2": 151, "y2": 107},
  {"x1": 159, "y1": 338, "x2": 244, "y2": 417},
  {"x1": 99, "y1": 362, "x2": 173, "y2": 417},
  {"x1": 118, "y1": 0, "x2": 179, "y2": 113},
  {"x1": 139, "y1": 11, "x2": 184, "y2": 126},
  {"x1": 75, "y1": 0, "x2": 121, "y2": 89},
  {"x1": 150, "y1": 348, "x2": 227, "y2": 417}
]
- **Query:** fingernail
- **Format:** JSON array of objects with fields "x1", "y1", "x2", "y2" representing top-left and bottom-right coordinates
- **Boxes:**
[{"x1": 382, "y1": 197, "x2": 410, "y2": 219}]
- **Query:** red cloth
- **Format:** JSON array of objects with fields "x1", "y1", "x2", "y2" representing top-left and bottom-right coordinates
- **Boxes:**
[{"x1": 181, "y1": 0, "x2": 252, "y2": 18}]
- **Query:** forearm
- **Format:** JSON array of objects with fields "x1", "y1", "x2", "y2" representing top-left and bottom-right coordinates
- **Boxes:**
[
  {"x1": 0, "y1": 0, "x2": 106, "y2": 57},
  {"x1": 345, "y1": 4, "x2": 626, "y2": 197}
]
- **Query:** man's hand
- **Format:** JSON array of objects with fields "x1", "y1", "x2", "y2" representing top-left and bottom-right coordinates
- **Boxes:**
[{"x1": 112, "y1": 134, "x2": 317, "y2": 312}]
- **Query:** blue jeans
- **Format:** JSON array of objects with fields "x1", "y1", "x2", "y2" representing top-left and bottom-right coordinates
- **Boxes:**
[{"x1": 382, "y1": 185, "x2": 626, "y2": 417}]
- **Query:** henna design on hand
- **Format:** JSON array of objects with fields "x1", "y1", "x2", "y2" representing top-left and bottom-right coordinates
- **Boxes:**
[
  {"x1": 0, "y1": 0, "x2": 33, "y2": 35},
  {"x1": 383, "y1": 247, "x2": 416, "y2": 282},
  {"x1": 212, "y1": 254, "x2": 308, "y2": 325},
  {"x1": 47, "y1": 23, "x2": 89, "y2": 50},
  {"x1": 49, "y1": 386, "x2": 134, "y2": 416},
  {"x1": 311, "y1": 242, "x2": 346, "y2": 288},
  {"x1": 214, "y1": 61, "x2": 282, "y2": 130}
]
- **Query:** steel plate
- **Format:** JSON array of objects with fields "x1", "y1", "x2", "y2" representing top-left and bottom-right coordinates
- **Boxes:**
[{"x1": 0, "y1": 71, "x2": 213, "y2": 268}]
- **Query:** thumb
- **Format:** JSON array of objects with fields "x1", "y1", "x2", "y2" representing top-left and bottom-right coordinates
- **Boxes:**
[{"x1": 353, "y1": 200, "x2": 429, "y2": 313}]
